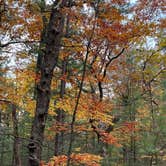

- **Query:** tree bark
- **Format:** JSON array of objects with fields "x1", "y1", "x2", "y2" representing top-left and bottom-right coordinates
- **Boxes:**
[
  {"x1": 0, "y1": 110, "x2": 4, "y2": 166},
  {"x1": 12, "y1": 104, "x2": 21, "y2": 166},
  {"x1": 28, "y1": 1, "x2": 67, "y2": 165},
  {"x1": 54, "y1": 59, "x2": 67, "y2": 156}
]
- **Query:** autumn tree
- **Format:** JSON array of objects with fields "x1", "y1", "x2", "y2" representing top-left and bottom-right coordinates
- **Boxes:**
[{"x1": 1, "y1": 0, "x2": 166, "y2": 166}]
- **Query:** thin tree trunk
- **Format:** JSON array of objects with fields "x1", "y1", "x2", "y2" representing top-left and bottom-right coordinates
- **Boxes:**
[
  {"x1": 0, "y1": 138, "x2": 4, "y2": 166},
  {"x1": 54, "y1": 2, "x2": 71, "y2": 155},
  {"x1": 0, "y1": 112, "x2": 4, "y2": 166},
  {"x1": 27, "y1": 1, "x2": 67, "y2": 165},
  {"x1": 54, "y1": 59, "x2": 67, "y2": 156},
  {"x1": 12, "y1": 104, "x2": 21, "y2": 166},
  {"x1": 66, "y1": 28, "x2": 94, "y2": 165}
]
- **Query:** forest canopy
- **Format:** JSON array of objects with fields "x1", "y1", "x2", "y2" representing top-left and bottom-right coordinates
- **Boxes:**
[{"x1": 0, "y1": 0, "x2": 166, "y2": 166}]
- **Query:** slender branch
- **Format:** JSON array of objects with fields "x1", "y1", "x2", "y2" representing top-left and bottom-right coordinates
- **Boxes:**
[
  {"x1": 105, "y1": 48, "x2": 125, "y2": 78},
  {"x1": 0, "y1": 99, "x2": 12, "y2": 104},
  {"x1": 0, "y1": 40, "x2": 40, "y2": 48},
  {"x1": 66, "y1": 39, "x2": 90, "y2": 166},
  {"x1": 66, "y1": 3, "x2": 97, "y2": 164},
  {"x1": 97, "y1": 48, "x2": 125, "y2": 101},
  {"x1": 149, "y1": 67, "x2": 166, "y2": 83}
]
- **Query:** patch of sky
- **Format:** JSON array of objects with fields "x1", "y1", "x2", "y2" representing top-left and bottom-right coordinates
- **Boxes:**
[{"x1": 145, "y1": 37, "x2": 158, "y2": 49}]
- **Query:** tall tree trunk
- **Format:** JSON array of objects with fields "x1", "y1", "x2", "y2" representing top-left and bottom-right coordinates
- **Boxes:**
[
  {"x1": 28, "y1": 1, "x2": 67, "y2": 165},
  {"x1": 0, "y1": 110, "x2": 4, "y2": 166},
  {"x1": 54, "y1": 4, "x2": 71, "y2": 155},
  {"x1": 12, "y1": 104, "x2": 21, "y2": 166},
  {"x1": 0, "y1": 138, "x2": 4, "y2": 166},
  {"x1": 54, "y1": 59, "x2": 67, "y2": 156}
]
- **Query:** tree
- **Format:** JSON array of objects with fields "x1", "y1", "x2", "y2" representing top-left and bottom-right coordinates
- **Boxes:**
[
  {"x1": 0, "y1": 0, "x2": 166, "y2": 166},
  {"x1": 27, "y1": 1, "x2": 71, "y2": 165}
]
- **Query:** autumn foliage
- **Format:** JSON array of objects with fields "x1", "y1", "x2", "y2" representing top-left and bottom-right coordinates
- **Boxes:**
[{"x1": 0, "y1": 0, "x2": 166, "y2": 166}]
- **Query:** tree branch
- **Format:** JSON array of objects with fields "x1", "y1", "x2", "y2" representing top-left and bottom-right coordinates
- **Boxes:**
[{"x1": 0, "y1": 40, "x2": 40, "y2": 48}]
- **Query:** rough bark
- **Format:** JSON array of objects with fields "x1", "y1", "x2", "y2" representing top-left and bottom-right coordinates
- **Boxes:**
[{"x1": 28, "y1": 1, "x2": 68, "y2": 165}]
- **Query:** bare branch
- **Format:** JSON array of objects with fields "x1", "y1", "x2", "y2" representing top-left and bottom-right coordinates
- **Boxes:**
[
  {"x1": 104, "y1": 48, "x2": 125, "y2": 79},
  {"x1": 0, "y1": 40, "x2": 40, "y2": 48}
]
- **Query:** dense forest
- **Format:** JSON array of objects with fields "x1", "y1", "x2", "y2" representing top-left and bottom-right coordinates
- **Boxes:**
[{"x1": 0, "y1": 0, "x2": 166, "y2": 166}]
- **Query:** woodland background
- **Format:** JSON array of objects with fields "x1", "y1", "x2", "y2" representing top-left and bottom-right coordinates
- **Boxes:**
[{"x1": 0, "y1": 0, "x2": 166, "y2": 166}]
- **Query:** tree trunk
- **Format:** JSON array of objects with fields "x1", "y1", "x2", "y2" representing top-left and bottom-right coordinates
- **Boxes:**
[
  {"x1": 54, "y1": 59, "x2": 67, "y2": 156},
  {"x1": 0, "y1": 138, "x2": 4, "y2": 166},
  {"x1": 28, "y1": 1, "x2": 67, "y2": 165},
  {"x1": 12, "y1": 104, "x2": 21, "y2": 166},
  {"x1": 0, "y1": 111, "x2": 4, "y2": 166}
]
